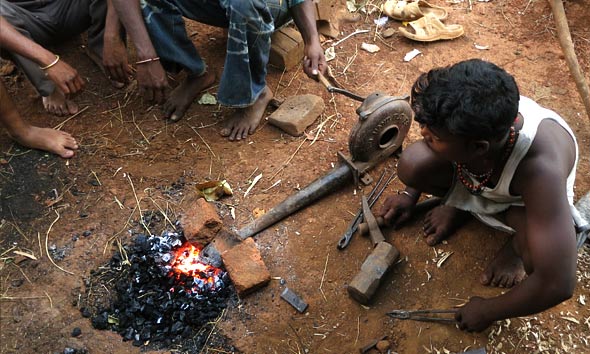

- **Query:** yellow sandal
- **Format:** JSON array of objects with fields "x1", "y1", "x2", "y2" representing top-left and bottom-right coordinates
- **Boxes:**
[
  {"x1": 398, "y1": 14, "x2": 464, "y2": 42},
  {"x1": 383, "y1": 0, "x2": 448, "y2": 22}
]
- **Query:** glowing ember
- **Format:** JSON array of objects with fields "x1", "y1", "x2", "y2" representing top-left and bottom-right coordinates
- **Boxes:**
[{"x1": 168, "y1": 241, "x2": 225, "y2": 295}]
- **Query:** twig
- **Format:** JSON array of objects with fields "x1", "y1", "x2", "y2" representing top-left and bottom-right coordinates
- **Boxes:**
[
  {"x1": 244, "y1": 173, "x2": 263, "y2": 198},
  {"x1": 44, "y1": 291, "x2": 53, "y2": 308},
  {"x1": 269, "y1": 138, "x2": 306, "y2": 181},
  {"x1": 319, "y1": 252, "x2": 329, "y2": 301},
  {"x1": 191, "y1": 127, "x2": 216, "y2": 158},
  {"x1": 133, "y1": 112, "x2": 150, "y2": 145},
  {"x1": 332, "y1": 29, "x2": 370, "y2": 47},
  {"x1": 45, "y1": 210, "x2": 75, "y2": 275},
  {"x1": 127, "y1": 174, "x2": 152, "y2": 236},
  {"x1": 53, "y1": 106, "x2": 89, "y2": 130}
]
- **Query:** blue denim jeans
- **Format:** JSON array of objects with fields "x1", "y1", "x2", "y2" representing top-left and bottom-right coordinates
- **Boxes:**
[{"x1": 140, "y1": 0, "x2": 301, "y2": 107}]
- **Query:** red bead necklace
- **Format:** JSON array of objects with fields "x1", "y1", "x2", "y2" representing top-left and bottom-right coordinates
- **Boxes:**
[{"x1": 457, "y1": 126, "x2": 519, "y2": 195}]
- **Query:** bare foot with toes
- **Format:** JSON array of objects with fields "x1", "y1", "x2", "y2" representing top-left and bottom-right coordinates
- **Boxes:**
[
  {"x1": 480, "y1": 240, "x2": 527, "y2": 288},
  {"x1": 422, "y1": 205, "x2": 471, "y2": 246},
  {"x1": 11, "y1": 125, "x2": 78, "y2": 158},
  {"x1": 165, "y1": 71, "x2": 215, "y2": 122},
  {"x1": 42, "y1": 89, "x2": 78, "y2": 116},
  {"x1": 220, "y1": 86, "x2": 273, "y2": 141}
]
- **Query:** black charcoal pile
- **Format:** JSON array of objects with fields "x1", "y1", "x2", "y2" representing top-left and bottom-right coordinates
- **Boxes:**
[{"x1": 83, "y1": 228, "x2": 234, "y2": 351}]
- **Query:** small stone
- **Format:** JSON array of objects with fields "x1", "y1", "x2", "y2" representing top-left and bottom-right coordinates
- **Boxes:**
[
  {"x1": 71, "y1": 327, "x2": 82, "y2": 337},
  {"x1": 376, "y1": 340, "x2": 390, "y2": 353},
  {"x1": 382, "y1": 28, "x2": 396, "y2": 38},
  {"x1": 79, "y1": 212, "x2": 89, "y2": 218},
  {"x1": 82, "y1": 231, "x2": 91, "y2": 237},
  {"x1": 88, "y1": 179, "x2": 100, "y2": 187}
]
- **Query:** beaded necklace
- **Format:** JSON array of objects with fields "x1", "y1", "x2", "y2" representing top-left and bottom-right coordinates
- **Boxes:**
[{"x1": 456, "y1": 126, "x2": 519, "y2": 195}]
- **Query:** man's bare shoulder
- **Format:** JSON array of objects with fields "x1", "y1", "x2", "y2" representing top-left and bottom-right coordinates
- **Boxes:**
[{"x1": 512, "y1": 118, "x2": 576, "y2": 194}]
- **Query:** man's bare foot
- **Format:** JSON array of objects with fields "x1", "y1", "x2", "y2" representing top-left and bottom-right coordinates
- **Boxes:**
[
  {"x1": 220, "y1": 86, "x2": 273, "y2": 141},
  {"x1": 11, "y1": 125, "x2": 78, "y2": 158},
  {"x1": 42, "y1": 89, "x2": 78, "y2": 116},
  {"x1": 480, "y1": 240, "x2": 527, "y2": 288},
  {"x1": 422, "y1": 205, "x2": 470, "y2": 246},
  {"x1": 164, "y1": 71, "x2": 216, "y2": 122}
]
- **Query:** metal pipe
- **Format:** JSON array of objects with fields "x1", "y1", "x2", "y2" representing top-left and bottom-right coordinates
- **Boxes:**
[{"x1": 237, "y1": 164, "x2": 353, "y2": 239}]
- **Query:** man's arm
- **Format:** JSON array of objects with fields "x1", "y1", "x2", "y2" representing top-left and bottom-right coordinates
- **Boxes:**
[
  {"x1": 0, "y1": 16, "x2": 84, "y2": 94},
  {"x1": 289, "y1": 1, "x2": 326, "y2": 78},
  {"x1": 110, "y1": 0, "x2": 168, "y2": 103},
  {"x1": 102, "y1": 0, "x2": 132, "y2": 83},
  {"x1": 456, "y1": 126, "x2": 577, "y2": 331}
]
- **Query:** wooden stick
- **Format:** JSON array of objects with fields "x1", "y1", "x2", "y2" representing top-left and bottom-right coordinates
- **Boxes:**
[{"x1": 549, "y1": 0, "x2": 590, "y2": 121}]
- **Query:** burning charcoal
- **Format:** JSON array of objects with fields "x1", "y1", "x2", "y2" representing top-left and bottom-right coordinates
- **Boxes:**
[{"x1": 71, "y1": 327, "x2": 82, "y2": 337}]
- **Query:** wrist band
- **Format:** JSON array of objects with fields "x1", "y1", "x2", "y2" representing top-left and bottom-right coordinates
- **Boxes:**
[
  {"x1": 39, "y1": 55, "x2": 60, "y2": 70},
  {"x1": 135, "y1": 57, "x2": 160, "y2": 65},
  {"x1": 397, "y1": 190, "x2": 418, "y2": 200}
]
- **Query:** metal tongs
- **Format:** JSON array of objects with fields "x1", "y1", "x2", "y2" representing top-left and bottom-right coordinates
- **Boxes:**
[{"x1": 387, "y1": 309, "x2": 458, "y2": 323}]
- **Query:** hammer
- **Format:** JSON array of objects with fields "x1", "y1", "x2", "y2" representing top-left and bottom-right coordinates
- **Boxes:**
[{"x1": 347, "y1": 196, "x2": 400, "y2": 305}]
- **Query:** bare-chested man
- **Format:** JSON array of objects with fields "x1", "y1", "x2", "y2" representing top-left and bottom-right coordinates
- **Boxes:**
[
  {"x1": 379, "y1": 59, "x2": 582, "y2": 332},
  {"x1": 0, "y1": 0, "x2": 130, "y2": 116},
  {"x1": 0, "y1": 17, "x2": 82, "y2": 157},
  {"x1": 111, "y1": 0, "x2": 326, "y2": 141}
]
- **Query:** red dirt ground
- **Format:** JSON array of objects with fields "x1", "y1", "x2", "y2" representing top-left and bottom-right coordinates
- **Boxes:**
[{"x1": 1, "y1": 1, "x2": 589, "y2": 353}]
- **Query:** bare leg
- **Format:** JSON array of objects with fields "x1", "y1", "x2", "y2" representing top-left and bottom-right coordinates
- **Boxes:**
[
  {"x1": 480, "y1": 206, "x2": 528, "y2": 288},
  {"x1": 220, "y1": 86, "x2": 273, "y2": 141},
  {"x1": 42, "y1": 88, "x2": 79, "y2": 116},
  {"x1": 164, "y1": 71, "x2": 216, "y2": 122},
  {"x1": 1, "y1": 82, "x2": 78, "y2": 158},
  {"x1": 422, "y1": 205, "x2": 471, "y2": 246}
]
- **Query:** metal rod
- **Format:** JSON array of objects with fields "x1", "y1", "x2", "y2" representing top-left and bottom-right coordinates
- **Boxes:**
[{"x1": 237, "y1": 164, "x2": 353, "y2": 239}]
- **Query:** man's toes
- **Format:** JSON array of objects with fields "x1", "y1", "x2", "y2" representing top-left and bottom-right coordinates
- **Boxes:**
[
  {"x1": 59, "y1": 148, "x2": 75, "y2": 159},
  {"x1": 480, "y1": 271, "x2": 492, "y2": 285},
  {"x1": 170, "y1": 109, "x2": 187, "y2": 122},
  {"x1": 66, "y1": 101, "x2": 79, "y2": 115},
  {"x1": 220, "y1": 128, "x2": 231, "y2": 137}
]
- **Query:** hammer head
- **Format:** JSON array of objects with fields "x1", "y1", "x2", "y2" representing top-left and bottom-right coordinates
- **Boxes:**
[{"x1": 347, "y1": 241, "x2": 400, "y2": 304}]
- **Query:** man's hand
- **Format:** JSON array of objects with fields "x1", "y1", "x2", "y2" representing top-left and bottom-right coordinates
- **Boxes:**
[
  {"x1": 103, "y1": 36, "x2": 131, "y2": 84},
  {"x1": 45, "y1": 60, "x2": 85, "y2": 95},
  {"x1": 377, "y1": 191, "x2": 419, "y2": 229},
  {"x1": 455, "y1": 297, "x2": 494, "y2": 332},
  {"x1": 303, "y1": 41, "x2": 326, "y2": 78},
  {"x1": 136, "y1": 61, "x2": 169, "y2": 104}
]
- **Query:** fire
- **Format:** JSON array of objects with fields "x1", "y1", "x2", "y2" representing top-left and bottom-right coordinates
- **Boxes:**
[{"x1": 168, "y1": 242, "x2": 224, "y2": 295}]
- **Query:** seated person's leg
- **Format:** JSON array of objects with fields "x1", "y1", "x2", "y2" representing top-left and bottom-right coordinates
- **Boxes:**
[
  {"x1": 0, "y1": 1, "x2": 78, "y2": 116},
  {"x1": 141, "y1": 0, "x2": 214, "y2": 122},
  {"x1": 0, "y1": 81, "x2": 78, "y2": 158},
  {"x1": 399, "y1": 140, "x2": 471, "y2": 246},
  {"x1": 217, "y1": 0, "x2": 276, "y2": 140}
]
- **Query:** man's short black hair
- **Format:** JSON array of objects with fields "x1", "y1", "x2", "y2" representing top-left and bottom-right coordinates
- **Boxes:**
[{"x1": 411, "y1": 59, "x2": 520, "y2": 139}]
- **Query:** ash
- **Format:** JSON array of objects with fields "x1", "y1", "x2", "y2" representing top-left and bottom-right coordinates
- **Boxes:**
[{"x1": 82, "y1": 227, "x2": 236, "y2": 352}]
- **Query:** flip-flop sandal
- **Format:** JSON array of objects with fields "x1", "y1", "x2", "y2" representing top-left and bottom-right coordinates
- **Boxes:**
[
  {"x1": 398, "y1": 14, "x2": 464, "y2": 42},
  {"x1": 383, "y1": 0, "x2": 448, "y2": 22}
]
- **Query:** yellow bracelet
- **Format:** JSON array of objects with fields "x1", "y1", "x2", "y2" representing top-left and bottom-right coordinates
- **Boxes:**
[
  {"x1": 39, "y1": 55, "x2": 60, "y2": 70},
  {"x1": 135, "y1": 57, "x2": 160, "y2": 65}
]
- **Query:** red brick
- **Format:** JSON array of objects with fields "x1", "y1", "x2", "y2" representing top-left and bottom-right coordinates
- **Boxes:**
[
  {"x1": 267, "y1": 94, "x2": 325, "y2": 136},
  {"x1": 221, "y1": 238, "x2": 270, "y2": 297},
  {"x1": 181, "y1": 197, "x2": 222, "y2": 245}
]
